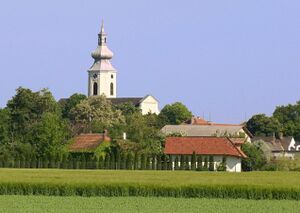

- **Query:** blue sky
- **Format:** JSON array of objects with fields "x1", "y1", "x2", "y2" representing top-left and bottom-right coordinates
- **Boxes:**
[{"x1": 0, "y1": 1, "x2": 300, "y2": 123}]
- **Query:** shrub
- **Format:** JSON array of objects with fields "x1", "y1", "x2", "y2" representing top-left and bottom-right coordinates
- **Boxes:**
[
  {"x1": 174, "y1": 156, "x2": 179, "y2": 170},
  {"x1": 217, "y1": 157, "x2": 227, "y2": 171},
  {"x1": 196, "y1": 155, "x2": 203, "y2": 171},
  {"x1": 191, "y1": 152, "x2": 196, "y2": 170},
  {"x1": 208, "y1": 156, "x2": 214, "y2": 171}
]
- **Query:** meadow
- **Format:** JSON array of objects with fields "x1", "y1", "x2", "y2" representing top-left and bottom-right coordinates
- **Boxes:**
[
  {"x1": 0, "y1": 169, "x2": 300, "y2": 199},
  {"x1": 0, "y1": 196, "x2": 299, "y2": 213}
]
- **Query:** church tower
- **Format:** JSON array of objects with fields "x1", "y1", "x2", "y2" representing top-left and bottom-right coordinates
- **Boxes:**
[{"x1": 88, "y1": 22, "x2": 117, "y2": 98}]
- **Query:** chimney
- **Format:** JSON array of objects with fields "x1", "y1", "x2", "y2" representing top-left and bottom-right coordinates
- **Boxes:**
[
  {"x1": 103, "y1": 129, "x2": 108, "y2": 140},
  {"x1": 123, "y1": 132, "x2": 127, "y2": 140}
]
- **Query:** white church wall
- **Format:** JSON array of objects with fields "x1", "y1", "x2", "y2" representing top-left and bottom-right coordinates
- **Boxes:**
[
  {"x1": 140, "y1": 95, "x2": 160, "y2": 115},
  {"x1": 99, "y1": 71, "x2": 117, "y2": 98}
]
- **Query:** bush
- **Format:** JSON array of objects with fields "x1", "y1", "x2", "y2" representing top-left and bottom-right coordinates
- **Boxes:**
[
  {"x1": 208, "y1": 156, "x2": 214, "y2": 171},
  {"x1": 196, "y1": 156, "x2": 203, "y2": 171}
]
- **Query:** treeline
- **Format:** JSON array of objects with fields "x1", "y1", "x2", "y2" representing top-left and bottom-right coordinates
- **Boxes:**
[
  {"x1": 0, "y1": 153, "x2": 226, "y2": 171},
  {"x1": 246, "y1": 101, "x2": 300, "y2": 139},
  {"x1": 0, "y1": 87, "x2": 193, "y2": 161}
]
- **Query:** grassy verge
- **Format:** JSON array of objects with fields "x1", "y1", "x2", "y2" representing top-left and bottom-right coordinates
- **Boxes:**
[
  {"x1": 0, "y1": 169, "x2": 299, "y2": 199},
  {"x1": 0, "y1": 196, "x2": 299, "y2": 213}
]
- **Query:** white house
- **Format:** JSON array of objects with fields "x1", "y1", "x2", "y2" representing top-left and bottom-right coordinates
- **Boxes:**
[
  {"x1": 108, "y1": 95, "x2": 160, "y2": 115},
  {"x1": 164, "y1": 136, "x2": 247, "y2": 172},
  {"x1": 252, "y1": 136, "x2": 300, "y2": 159}
]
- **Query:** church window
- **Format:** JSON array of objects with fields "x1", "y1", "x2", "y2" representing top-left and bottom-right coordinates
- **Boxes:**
[
  {"x1": 111, "y1": 74, "x2": 113, "y2": 79},
  {"x1": 110, "y1": 83, "x2": 114, "y2": 96},
  {"x1": 93, "y1": 82, "x2": 98, "y2": 96}
]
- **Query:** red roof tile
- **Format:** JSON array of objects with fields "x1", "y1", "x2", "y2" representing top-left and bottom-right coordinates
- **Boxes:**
[
  {"x1": 69, "y1": 133, "x2": 111, "y2": 152},
  {"x1": 164, "y1": 137, "x2": 247, "y2": 158}
]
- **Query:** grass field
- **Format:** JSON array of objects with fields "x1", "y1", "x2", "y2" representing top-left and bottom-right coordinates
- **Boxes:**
[
  {"x1": 0, "y1": 169, "x2": 299, "y2": 188},
  {"x1": 0, "y1": 169, "x2": 300, "y2": 199},
  {"x1": 0, "y1": 196, "x2": 299, "y2": 213}
]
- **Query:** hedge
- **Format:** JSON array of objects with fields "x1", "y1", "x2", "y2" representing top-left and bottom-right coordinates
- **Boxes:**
[
  {"x1": 0, "y1": 154, "x2": 228, "y2": 171},
  {"x1": 0, "y1": 182, "x2": 299, "y2": 200}
]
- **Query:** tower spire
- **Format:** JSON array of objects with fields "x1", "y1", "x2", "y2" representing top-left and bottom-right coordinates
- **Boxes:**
[{"x1": 100, "y1": 19, "x2": 105, "y2": 34}]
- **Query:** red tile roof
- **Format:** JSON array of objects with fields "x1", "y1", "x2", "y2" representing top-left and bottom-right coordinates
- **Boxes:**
[
  {"x1": 69, "y1": 133, "x2": 111, "y2": 152},
  {"x1": 183, "y1": 117, "x2": 242, "y2": 127},
  {"x1": 164, "y1": 137, "x2": 247, "y2": 158}
]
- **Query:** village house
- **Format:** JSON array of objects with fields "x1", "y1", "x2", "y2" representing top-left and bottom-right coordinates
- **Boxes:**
[
  {"x1": 164, "y1": 136, "x2": 247, "y2": 172},
  {"x1": 69, "y1": 131, "x2": 111, "y2": 153},
  {"x1": 161, "y1": 117, "x2": 252, "y2": 142},
  {"x1": 252, "y1": 135, "x2": 300, "y2": 160}
]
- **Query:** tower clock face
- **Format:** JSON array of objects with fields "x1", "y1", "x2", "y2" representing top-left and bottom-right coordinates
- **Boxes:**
[{"x1": 93, "y1": 74, "x2": 97, "y2": 79}]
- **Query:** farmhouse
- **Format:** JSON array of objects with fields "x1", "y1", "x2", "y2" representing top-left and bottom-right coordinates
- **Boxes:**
[
  {"x1": 164, "y1": 137, "x2": 247, "y2": 172},
  {"x1": 252, "y1": 135, "x2": 300, "y2": 160},
  {"x1": 161, "y1": 117, "x2": 252, "y2": 142}
]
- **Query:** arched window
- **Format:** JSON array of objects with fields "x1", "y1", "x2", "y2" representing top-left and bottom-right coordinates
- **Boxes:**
[
  {"x1": 93, "y1": 82, "x2": 98, "y2": 96},
  {"x1": 110, "y1": 83, "x2": 114, "y2": 96}
]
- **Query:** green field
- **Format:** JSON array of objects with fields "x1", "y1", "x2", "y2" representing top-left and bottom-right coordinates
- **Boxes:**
[
  {"x1": 0, "y1": 169, "x2": 299, "y2": 199},
  {"x1": 0, "y1": 169, "x2": 299, "y2": 187},
  {"x1": 0, "y1": 196, "x2": 299, "y2": 213}
]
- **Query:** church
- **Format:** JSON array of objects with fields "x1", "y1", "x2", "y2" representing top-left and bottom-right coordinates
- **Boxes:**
[{"x1": 87, "y1": 22, "x2": 160, "y2": 115}]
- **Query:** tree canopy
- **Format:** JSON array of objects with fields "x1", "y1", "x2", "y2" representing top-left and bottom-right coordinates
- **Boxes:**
[
  {"x1": 158, "y1": 102, "x2": 192, "y2": 126},
  {"x1": 246, "y1": 101, "x2": 300, "y2": 139}
]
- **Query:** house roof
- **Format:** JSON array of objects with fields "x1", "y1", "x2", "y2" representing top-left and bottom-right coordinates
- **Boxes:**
[
  {"x1": 69, "y1": 133, "x2": 111, "y2": 152},
  {"x1": 280, "y1": 136, "x2": 294, "y2": 150},
  {"x1": 183, "y1": 117, "x2": 242, "y2": 126},
  {"x1": 107, "y1": 97, "x2": 143, "y2": 107},
  {"x1": 164, "y1": 137, "x2": 247, "y2": 158},
  {"x1": 161, "y1": 125, "x2": 246, "y2": 137}
]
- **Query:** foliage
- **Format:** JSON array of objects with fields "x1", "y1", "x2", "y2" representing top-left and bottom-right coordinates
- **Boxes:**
[
  {"x1": 94, "y1": 141, "x2": 112, "y2": 159},
  {"x1": 0, "y1": 109, "x2": 10, "y2": 145},
  {"x1": 69, "y1": 95, "x2": 125, "y2": 134},
  {"x1": 273, "y1": 101, "x2": 300, "y2": 139},
  {"x1": 158, "y1": 102, "x2": 192, "y2": 126},
  {"x1": 31, "y1": 112, "x2": 69, "y2": 158},
  {"x1": 125, "y1": 112, "x2": 162, "y2": 154},
  {"x1": 241, "y1": 143, "x2": 267, "y2": 171},
  {"x1": 246, "y1": 114, "x2": 281, "y2": 137},
  {"x1": 60, "y1": 93, "x2": 87, "y2": 119}
]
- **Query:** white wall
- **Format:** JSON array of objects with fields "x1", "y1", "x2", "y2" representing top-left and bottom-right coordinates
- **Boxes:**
[
  {"x1": 140, "y1": 95, "x2": 160, "y2": 115},
  {"x1": 88, "y1": 70, "x2": 117, "y2": 98},
  {"x1": 169, "y1": 155, "x2": 242, "y2": 172}
]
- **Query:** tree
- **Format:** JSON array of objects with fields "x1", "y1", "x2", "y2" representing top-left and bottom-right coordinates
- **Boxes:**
[
  {"x1": 273, "y1": 102, "x2": 300, "y2": 139},
  {"x1": 196, "y1": 155, "x2": 203, "y2": 171},
  {"x1": 241, "y1": 143, "x2": 266, "y2": 171},
  {"x1": 246, "y1": 114, "x2": 281, "y2": 136},
  {"x1": 208, "y1": 156, "x2": 214, "y2": 171},
  {"x1": 60, "y1": 93, "x2": 86, "y2": 119},
  {"x1": 191, "y1": 152, "x2": 196, "y2": 170},
  {"x1": 113, "y1": 102, "x2": 141, "y2": 117},
  {"x1": 158, "y1": 102, "x2": 192, "y2": 126},
  {"x1": 0, "y1": 109, "x2": 10, "y2": 145},
  {"x1": 69, "y1": 95, "x2": 125, "y2": 134},
  {"x1": 7, "y1": 87, "x2": 60, "y2": 143},
  {"x1": 31, "y1": 112, "x2": 68, "y2": 158},
  {"x1": 125, "y1": 112, "x2": 162, "y2": 154}
]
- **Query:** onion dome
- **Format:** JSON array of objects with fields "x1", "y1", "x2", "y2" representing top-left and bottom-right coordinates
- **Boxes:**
[{"x1": 91, "y1": 21, "x2": 114, "y2": 60}]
